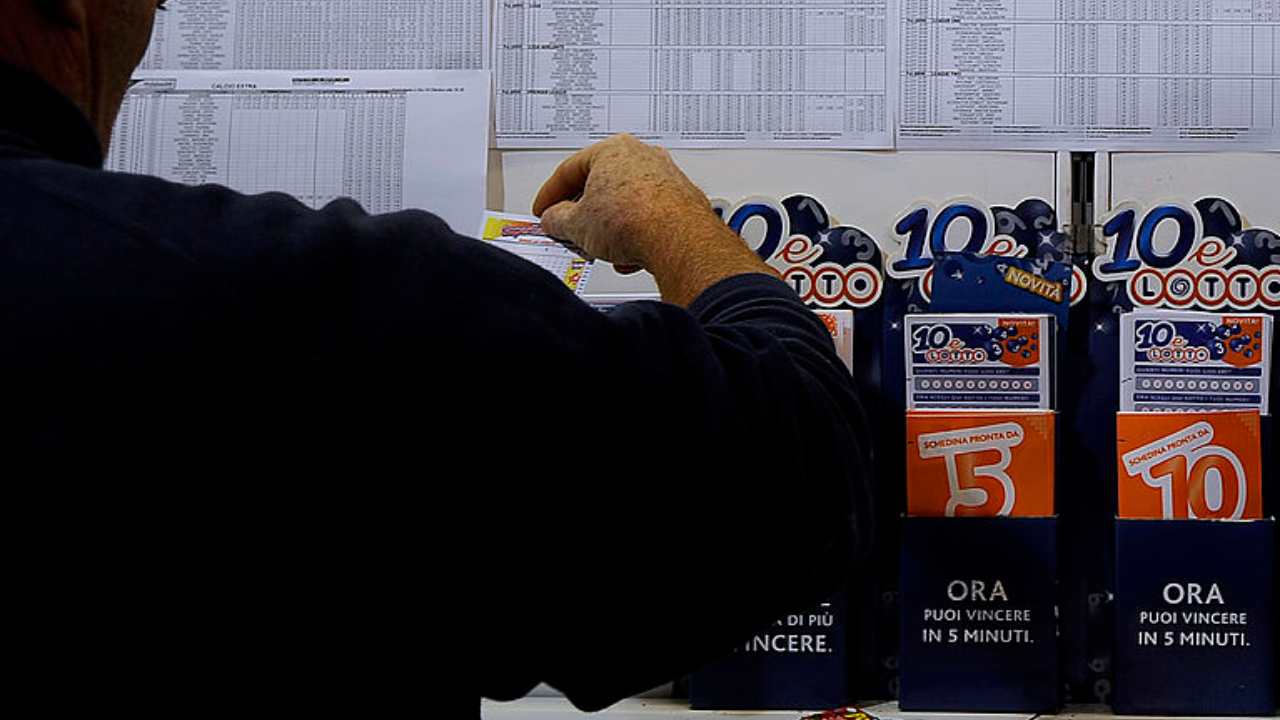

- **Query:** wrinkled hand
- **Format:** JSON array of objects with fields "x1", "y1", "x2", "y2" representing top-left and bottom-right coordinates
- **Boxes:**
[
  {"x1": 532, "y1": 134, "x2": 722, "y2": 269},
  {"x1": 532, "y1": 134, "x2": 773, "y2": 307}
]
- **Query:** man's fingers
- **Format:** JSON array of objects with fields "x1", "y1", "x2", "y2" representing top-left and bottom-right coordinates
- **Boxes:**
[
  {"x1": 532, "y1": 144, "x2": 602, "y2": 216},
  {"x1": 538, "y1": 199, "x2": 581, "y2": 241}
]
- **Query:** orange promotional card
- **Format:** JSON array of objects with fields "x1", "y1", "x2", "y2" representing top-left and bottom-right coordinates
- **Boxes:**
[
  {"x1": 1116, "y1": 410, "x2": 1263, "y2": 520},
  {"x1": 905, "y1": 411, "x2": 1055, "y2": 517}
]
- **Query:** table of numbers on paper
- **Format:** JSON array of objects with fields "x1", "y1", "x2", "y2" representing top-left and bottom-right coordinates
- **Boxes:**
[
  {"x1": 496, "y1": 0, "x2": 895, "y2": 148},
  {"x1": 140, "y1": 0, "x2": 489, "y2": 70},
  {"x1": 898, "y1": 0, "x2": 1280, "y2": 149},
  {"x1": 107, "y1": 71, "x2": 490, "y2": 232}
]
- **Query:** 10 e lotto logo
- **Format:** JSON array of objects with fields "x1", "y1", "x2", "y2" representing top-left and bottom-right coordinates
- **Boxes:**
[
  {"x1": 715, "y1": 195, "x2": 884, "y2": 309},
  {"x1": 885, "y1": 198, "x2": 1088, "y2": 306},
  {"x1": 1095, "y1": 199, "x2": 1280, "y2": 310}
]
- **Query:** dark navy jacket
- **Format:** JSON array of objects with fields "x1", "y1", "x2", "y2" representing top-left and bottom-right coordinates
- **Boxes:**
[{"x1": 0, "y1": 62, "x2": 871, "y2": 714}]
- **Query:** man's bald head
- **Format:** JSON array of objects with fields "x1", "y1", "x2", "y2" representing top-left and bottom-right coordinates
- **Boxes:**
[{"x1": 0, "y1": 1, "x2": 161, "y2": 149}]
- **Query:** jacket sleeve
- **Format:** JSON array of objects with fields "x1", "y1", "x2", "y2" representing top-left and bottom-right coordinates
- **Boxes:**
[
  {"x1": 318, "y1": 212, "x2": 876, "y2": 710},
  {"x1": 533, "y1": 274, "x2": 873, "y2": 709}
]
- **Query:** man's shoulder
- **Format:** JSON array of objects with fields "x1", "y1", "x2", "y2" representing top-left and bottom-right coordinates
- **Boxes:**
[{"x1": 2, "y1": 156, "x2": 457, "y2": 260}]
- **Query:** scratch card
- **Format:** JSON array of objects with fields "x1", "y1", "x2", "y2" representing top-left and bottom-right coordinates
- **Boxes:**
[
  {"x1": 904, "y1": 314, "x2": 1054, "y2": 410},
  {"x1": 1121, "y1": 311, "x2": 1272, "y2": 415}
]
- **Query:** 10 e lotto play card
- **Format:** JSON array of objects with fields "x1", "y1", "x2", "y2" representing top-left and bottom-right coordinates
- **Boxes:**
[
  {"x1": 1121, "y1": 311, "x2": 1272, "y2": 415},
  {"x1": 904, "y1": 315, "x2": 1054, "y2": 410},
  {"x1": 1116, "y1": 410, "x2": 1263, "y2": 520},
  {"x1": 478, "y1": 210, "x2": 595, "y2": 294},
  {"x1": 906, "y1": 410, "x2": 1055, "y2": 517},
  {"x1": 815, "y1": 309, "x2": 854, "y2": 374}
]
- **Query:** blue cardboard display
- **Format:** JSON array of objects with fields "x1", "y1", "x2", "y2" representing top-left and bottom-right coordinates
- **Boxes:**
[
  {"x1": 690, "y1": 594, "x2": 848, "y2": 710},
  {"x1": 930, "y1": 252, "x2": 1073, "y2": 329},
  {"x1": 1113, "y1": 518, "x2": 1276, "y2": 715},
  {"x1": 899, "y1": 516, "x2": 1059, "y2": 712}
]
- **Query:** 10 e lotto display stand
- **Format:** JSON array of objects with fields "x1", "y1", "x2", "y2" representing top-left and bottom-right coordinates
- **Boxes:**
[
  {"x1": 683, "y1": 177, "x2": 1069, "y2": 709},
  {"x1": 1085, "y1": 168, "x2": 1280, "y2": 714},
  {"x1": 679, "y1": 170, "x2": 1279, "y2": 712},
  {"x1": 897, "y1": 254, "x2": 1070, "y2": 712}
]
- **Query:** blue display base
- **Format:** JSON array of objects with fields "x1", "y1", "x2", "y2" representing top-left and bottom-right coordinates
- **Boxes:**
[
  {"x1": 1113, "y1": 518, "x2": 1277, "y2": 715},
  {"x1": 690, "y1": 594, "x2": 848, "y2": 710},
  {"x1": 899, "y1": 516, "x2": 1059, "y2": 712}
]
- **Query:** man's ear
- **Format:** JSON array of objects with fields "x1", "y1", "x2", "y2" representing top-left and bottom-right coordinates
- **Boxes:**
[{"x1": 34, "y1": 0, "x2": 85, "y2": 28}]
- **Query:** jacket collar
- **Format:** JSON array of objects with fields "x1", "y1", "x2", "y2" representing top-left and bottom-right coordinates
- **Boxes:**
[{"x1": 0, "y1": 60, "x2": 104, "y2": 168}]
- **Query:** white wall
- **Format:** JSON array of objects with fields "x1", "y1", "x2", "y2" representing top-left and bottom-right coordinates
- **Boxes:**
[{"x1": 1105, "y1": 153, "x2": 1280, "y2": 227}]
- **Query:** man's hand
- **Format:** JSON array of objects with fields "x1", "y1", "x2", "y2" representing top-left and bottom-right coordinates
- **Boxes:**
[
  {"x1": 532, "y1": 134, "x2": 775, "y2": 307},
  {"x1": 532, "y1": 134, "x2": 713, "y2": 267}
]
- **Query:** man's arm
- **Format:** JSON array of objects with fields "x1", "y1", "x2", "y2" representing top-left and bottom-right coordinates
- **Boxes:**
[
  {"x1": 458, "y1": 135, "x2": 872, "y2": 708},
  {"x1": 526, "y1": 276, "x2": 872, "y2": 710}
]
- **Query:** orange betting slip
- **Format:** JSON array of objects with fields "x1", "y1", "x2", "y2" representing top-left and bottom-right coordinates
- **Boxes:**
[
  {"x1": 1116, "y1": 410, "x2": 1263, "y2": 520},
  {"x1": 906, "y1": 410, "x2": 1055, "y2": 517}
]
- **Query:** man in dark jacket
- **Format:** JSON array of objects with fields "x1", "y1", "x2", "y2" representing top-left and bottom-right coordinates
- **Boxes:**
[{"x1": 3, "y1": 1, "x2": 873, "y2": 714}]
